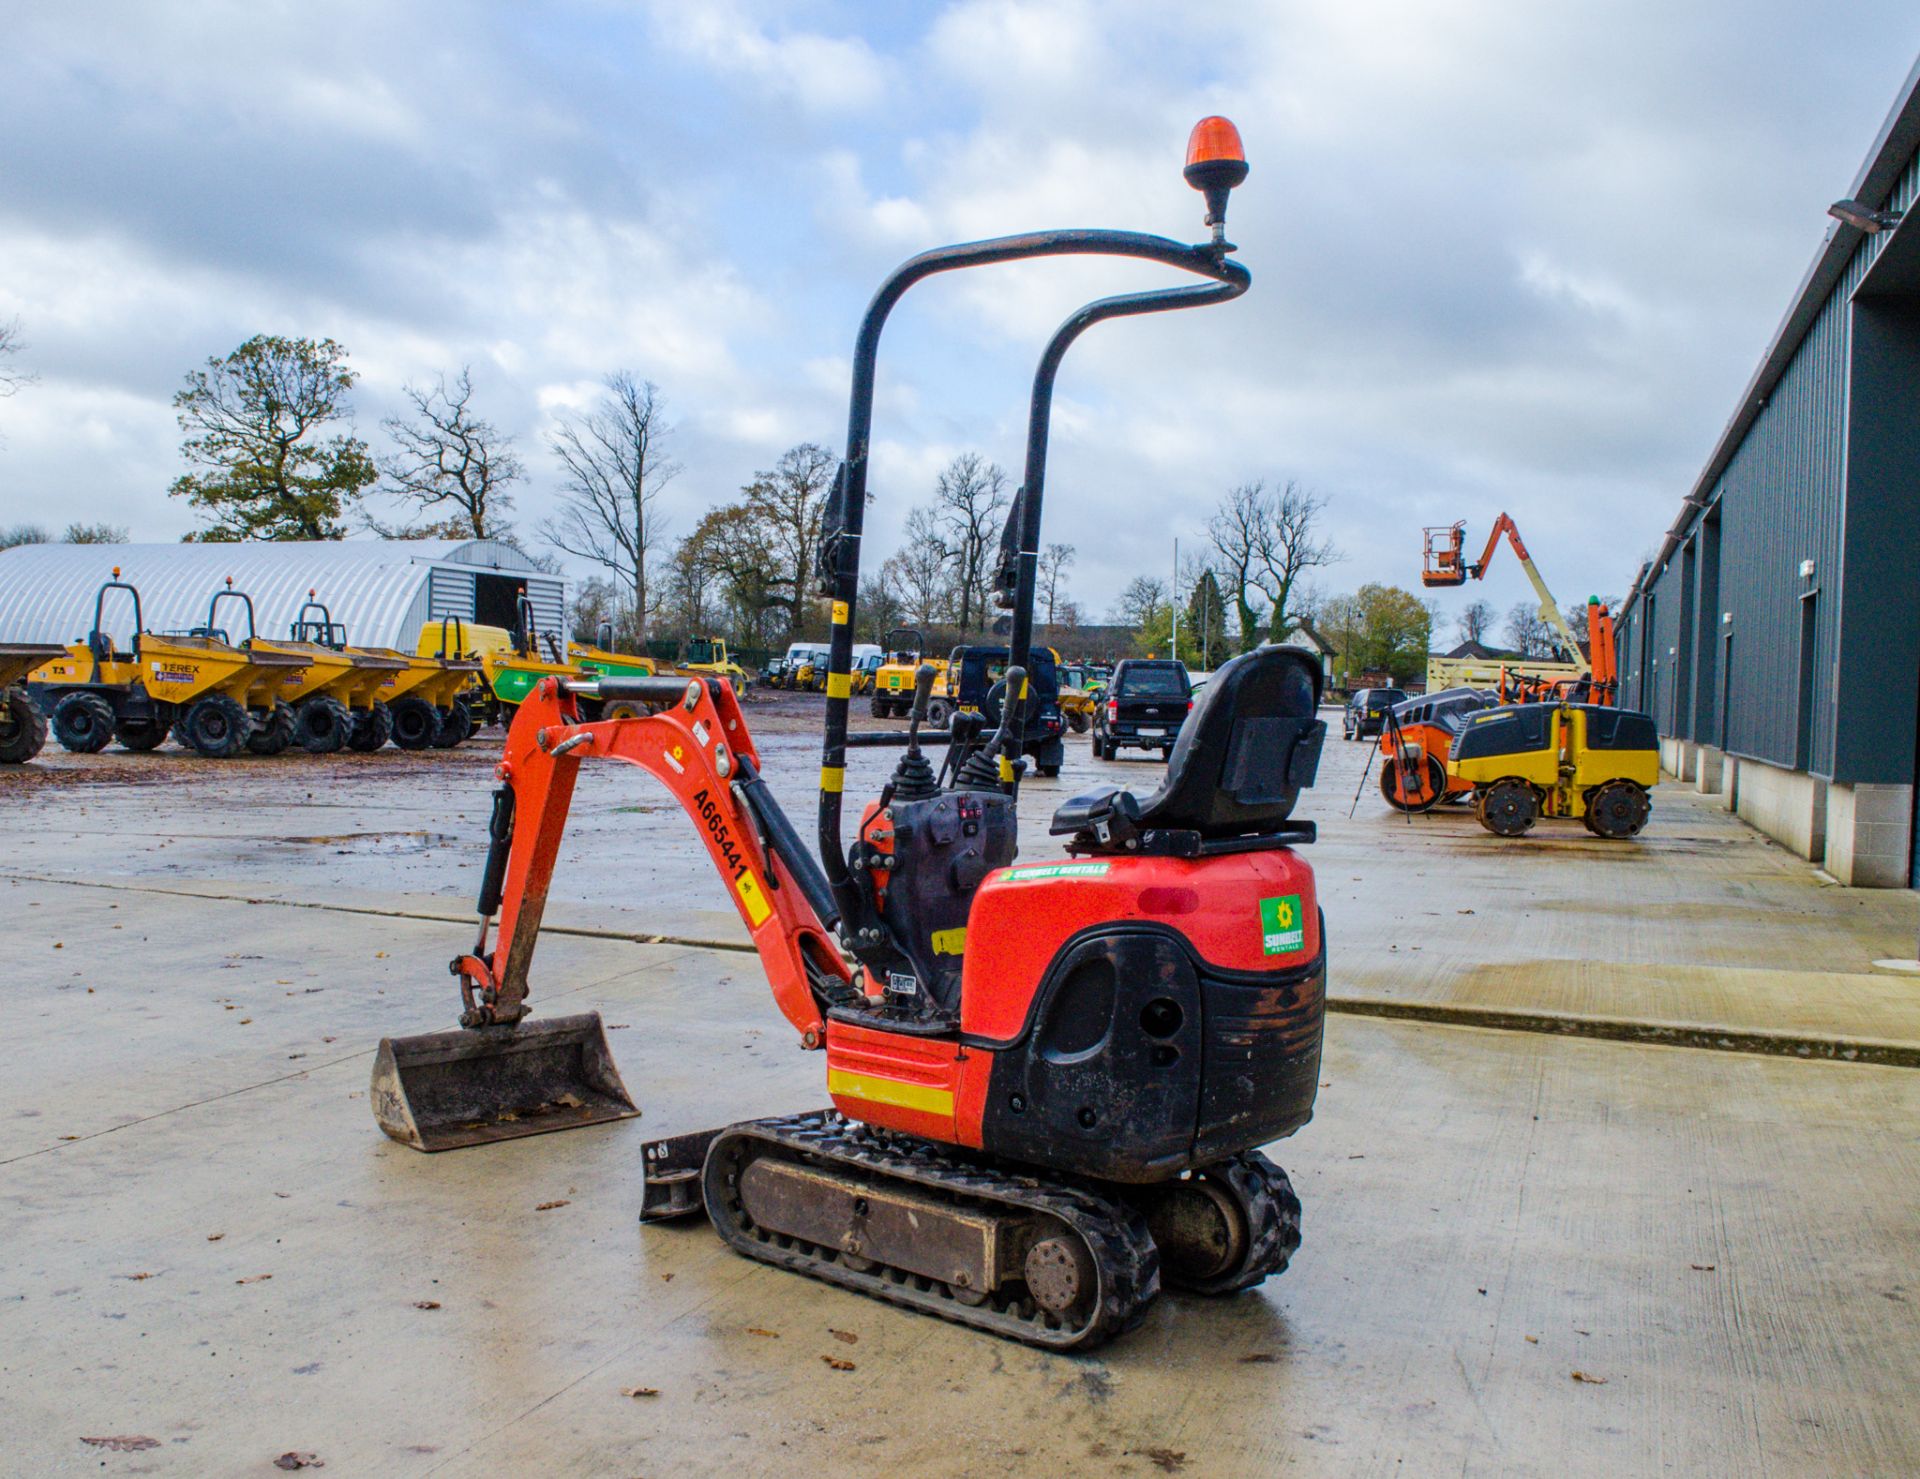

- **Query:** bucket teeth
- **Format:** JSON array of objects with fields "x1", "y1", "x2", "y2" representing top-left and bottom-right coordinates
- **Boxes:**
[{"x1": 371, "y1": 1011, "x2": 638, "y2": 1152}]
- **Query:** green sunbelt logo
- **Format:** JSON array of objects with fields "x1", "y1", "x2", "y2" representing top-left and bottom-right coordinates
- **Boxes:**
[{"x1": 1260, "y1": 894, "x2": 1305, "y2": 955}]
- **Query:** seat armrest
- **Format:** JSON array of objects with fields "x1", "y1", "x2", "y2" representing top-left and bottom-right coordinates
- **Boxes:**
[{"x1": 1049, "y1": 784, "x2": 1135, "y2": 836}]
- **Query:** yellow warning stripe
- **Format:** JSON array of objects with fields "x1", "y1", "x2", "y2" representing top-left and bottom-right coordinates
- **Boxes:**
[
  {"x1": 826, "y1": 671, "x2": 852, "y2": 699},
  {"x1": 733, "y1": 869, "x2": 773, "y2": 927},
  {"x1": 998, "y1": 755, "x2": 1015, "y2": 783},
  {"x1": 819, "y1": 765, "x2": 845, "y2": 793},
  {"x1": 827, "y1": 1069, "x2": 954, "y2": 1117}
]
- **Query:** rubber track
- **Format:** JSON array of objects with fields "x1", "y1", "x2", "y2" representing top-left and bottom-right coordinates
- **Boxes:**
[{"x1": 703, "y1": 1110, "x2": 1160, "y2": 1351}]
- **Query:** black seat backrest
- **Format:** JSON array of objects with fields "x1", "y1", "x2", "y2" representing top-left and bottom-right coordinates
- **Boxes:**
[{"x1": 1132, "y1": 645, "x2": 1325, "y2": 838}]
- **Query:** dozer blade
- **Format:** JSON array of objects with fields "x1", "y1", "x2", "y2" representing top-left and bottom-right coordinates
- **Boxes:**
[{"x1": 371, "y1": 1012, "x2": 638, "y2": 1152}]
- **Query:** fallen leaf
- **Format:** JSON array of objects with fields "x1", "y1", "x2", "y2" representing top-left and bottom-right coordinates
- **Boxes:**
[
  {"x1": 1690, "y1": 1263, "x2": 1716, "y2": 1272},
  {"x1": 58, "y1": 1135, "x2": 79, "y2": 1142},
  {"x1": 236, "y1": 1273, "x2": 272, "y2": 1285},
  {"x1": 659, "y1": 1273, "x2": 674, "y2": 1282},
  {"x1": 53, "y1": 942, "x2": 62, "y2": 949},
  {"x1": 207, "y1": 1233, "x2": 224, "y2": 1242},
  {"x1": 274, "y1": 1453, "x2": 324, "y2": 1470},
  {"x1": 276, "y1": 980, "x2": 293, "y2": 985},
  {"x1": 829, "y1": 1328, "x2": 858, "y2": 1345},
  {"x1": 1570, "y1": 1370, "x2": 1608, "y2": 1385},
  {"x1": 1128, "y1": 1448, "x2": 1187, "y2": 1473},
  {"x1": 535, "y1": 1200, "x2": 571, "y2": 1212},
  {"x1": 553, "y1": 1093, "x2": 585, "y2": 1109},
  {"x1": 80, "y1": 1436, "x2": 159, "y2": 1452},
  {"x1": 1524, "y1": 1335, "x2": 1538, "y2": 1345},
  {"x1": 1457, "y1": 908, "x2": 1475, "y2": 915},
  {"x1": 413, "y1": 1300, "x2": 441, "y2": 1310},
  {"x1": 821, "y1": 1356, "x2": 856, "y2": 1371},
  {"x1": 621, "y1": 1386, "x2": 660, "y2": 1399},
  {"x1": 374, "y1": 952, "x2": 388, "y2": 959},
  {"x1": 1239, "y1": 1353, "x2": 1280, "y2": 1364},
  {"x1": 746, "y1": 1327, "x2": 780, "y2": 1339},
  {"x1": 238, "y1": 1018, "x2": 253, "y2": 1025},
  {"x1": 123, "y1": 1272, "x2": 155, "y2": 1281}
]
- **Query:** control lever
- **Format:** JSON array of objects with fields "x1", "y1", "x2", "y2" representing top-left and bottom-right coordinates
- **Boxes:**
[
  {"x1": 888, "y1": 663, "x2": 941, "y2": 802},
  {"x1": 956, "y1": 665, "x2": 1026, "y2": 792},
  {"x1": 905, "y1": 663, "x2": 936, "y2": 749}
]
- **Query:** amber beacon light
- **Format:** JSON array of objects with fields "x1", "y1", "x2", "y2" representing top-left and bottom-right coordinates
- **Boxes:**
[{"x1": 1184, "y1": 115, "x2": 1249, "y2": 244}]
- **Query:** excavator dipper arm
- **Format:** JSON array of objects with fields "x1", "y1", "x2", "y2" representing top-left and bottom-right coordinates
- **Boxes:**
[{"x1": 454, "y1": 674, "x2": 843, "y2": 1044}]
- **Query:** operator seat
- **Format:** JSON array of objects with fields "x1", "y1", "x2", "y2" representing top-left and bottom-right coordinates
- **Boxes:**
[{"x1": 1051, "y1": 645, "x2": 1326, "y2": 856}]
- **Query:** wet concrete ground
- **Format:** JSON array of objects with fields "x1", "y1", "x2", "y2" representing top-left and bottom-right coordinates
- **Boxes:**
[{"x1": 3, "y1": 692, "x2": 1917, "y2": 1474}]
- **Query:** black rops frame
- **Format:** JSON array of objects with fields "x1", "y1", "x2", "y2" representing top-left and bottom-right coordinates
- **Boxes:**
[{"x1": 812, "y1": 226, "x2": 1251, "y2": 936}]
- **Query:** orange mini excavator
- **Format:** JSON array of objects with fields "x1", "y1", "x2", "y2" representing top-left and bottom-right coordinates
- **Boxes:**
[{"x1": 373, "y1": 119, "x2": 1331, "y2": 1351}]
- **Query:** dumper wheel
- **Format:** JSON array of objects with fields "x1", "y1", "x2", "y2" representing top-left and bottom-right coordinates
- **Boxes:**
[
  {"x1": 245, "y1": 703, "x2": 296, "y2": 756},
  {"x1": 115, "y1": 716, "x2": 168, "y2": 752},
  {"x1": 294, "y1": 696, "x2": 352, "y2": 754},
  {"x1": 347, "y1": 700, "x2": 394, "y2": 752},
  {"x1": 52, "y1": 691, "x2": 116, "y2": 754},
  {"x1": 1583, "y1": 780, "x2": 1651, "y2": 840},
  {"x1": 431, "y1": 698, "x2": 473, "y2": 749},
  {"x1": 1476, "y1": 778, "x2": 1539, "y2": 837},
  {"x1": 388, "y1": 696, "x2": 439, "y2": 750},
  {"x1": 0, "y1": 685, "x2": 49, "y2": 763},
  {"x1": 1379, "y1": 754, "x2": 1445, "y2": 812},
  {"x1": 177, "y1": 694, "x2": 253, "y2": 759}
]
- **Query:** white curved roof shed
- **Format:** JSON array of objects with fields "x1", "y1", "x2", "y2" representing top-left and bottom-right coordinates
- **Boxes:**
[{"x1": 0, "y1": 539, "x2": 564, "y2": 650}]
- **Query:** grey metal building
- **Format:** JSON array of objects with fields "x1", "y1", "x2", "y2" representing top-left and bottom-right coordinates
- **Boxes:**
[
  {"x1": 1616, "y1": 59, "x2": 1920, "y2": 886},
  {"x1": 0, "y1": 539, "x2": 564, "y2": 654}
]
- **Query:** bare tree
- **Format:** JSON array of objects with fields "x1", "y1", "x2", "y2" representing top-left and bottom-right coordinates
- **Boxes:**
[
  {"x1": 1207, "y1": 481, "x2": 1270, "y2": 652},
  {"x1": 0, "y1": 524, "x2": 50, "y2": 550},
  {"x1": 1111, "y1": 575, "x2": 1169, "y2": 630},
  {"x1": 1038, "y1": 542, "x2": 1076, "y2": 623},
  {"x1": 882, "y1": 505, "x2": 956, "y2": 628},
  {"x1": 0, "y1": 317, "x2": 36, "y2": 399},
  {"x1": 1505, "y1": 601, "x2": 1557, "y2": 658},
  {"x1": 1208, "y1": 479, "x2": 1341, "y2": 650},
  {"x1": 541, "y1": 373, "x2": 680, "y2": 641},
  {"x1": 931, "y1": 452, "x2": 1011, "y2": 633},
  {"x1": 377, "y1": 367, "x2": 522, "y2": 539},
  {"x1": 1457, "y1": 599, "x2": 1495, "y2": 645},
  {"x1": 1259, "y1": 481, "x2": 1340, "y2": 641},
  {"x1": 742, "y1": 441, "x2": 837, "y2": 636}
]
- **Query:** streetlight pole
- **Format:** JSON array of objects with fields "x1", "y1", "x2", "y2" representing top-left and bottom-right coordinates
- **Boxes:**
[{"x1": 1171, "y1": 536, "x2": 1179, "y2": 660}]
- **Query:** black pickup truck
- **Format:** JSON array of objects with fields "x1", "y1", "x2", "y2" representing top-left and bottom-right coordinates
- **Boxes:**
[{"x1": 1091, "y1": 659, "x2": 1192, "y2": 760}]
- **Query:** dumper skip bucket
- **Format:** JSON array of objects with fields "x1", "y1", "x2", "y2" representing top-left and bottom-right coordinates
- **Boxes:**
[{"x1": 371, "y1": 1012, "x2": 638, "y2": 1152}]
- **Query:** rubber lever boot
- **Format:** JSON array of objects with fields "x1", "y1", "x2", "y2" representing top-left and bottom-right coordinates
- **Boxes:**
[{"x1": 889, "y1": 663, "x2": 940, "y2": 802}]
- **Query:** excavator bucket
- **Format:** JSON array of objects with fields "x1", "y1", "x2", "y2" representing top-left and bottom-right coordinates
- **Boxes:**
[{"x1": 370, "y1": 1012, "x2": 638, "y2": 1152}]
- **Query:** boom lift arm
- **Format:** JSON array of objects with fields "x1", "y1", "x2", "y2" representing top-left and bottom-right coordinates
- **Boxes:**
[{"x1": 1422, "y1": 513, "x2": 1585, "y2": 666}]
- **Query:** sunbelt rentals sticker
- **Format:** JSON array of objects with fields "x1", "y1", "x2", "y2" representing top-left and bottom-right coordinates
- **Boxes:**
[
  {"x1": 1260, "y1": 894, "x2": 1305, "y2": 955},
  {"x1": 1000, "y1": 861, "x2": 1111, "y2": 884}
]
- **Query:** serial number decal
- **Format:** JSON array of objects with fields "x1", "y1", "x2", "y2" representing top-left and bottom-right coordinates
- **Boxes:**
[
  {"x1": 692, "y1": 787, "x2": 771, "y2": 926},
  {"x1": 150, "y1": 663, "x2": 196, "y2": 685}
]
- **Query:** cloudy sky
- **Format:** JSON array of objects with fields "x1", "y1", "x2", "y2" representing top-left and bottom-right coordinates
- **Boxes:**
[{"x1": 2, "y1": 1, "x2": 1917, "y2": 640}]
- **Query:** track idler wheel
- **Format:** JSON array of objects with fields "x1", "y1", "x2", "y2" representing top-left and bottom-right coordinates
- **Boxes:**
[
  {"x1": 1476, "y1": 778, "x2": 1539, "y2": 837},
  {"x1": 1142, "y1": 1150, "x2": 1302, "y2": 1296},
  {"x1": 1583, "y1": 779, "x2": 1651, "y2": 839}
]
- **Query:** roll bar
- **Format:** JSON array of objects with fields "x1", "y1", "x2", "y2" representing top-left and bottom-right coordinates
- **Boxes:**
[{"x1": 812, "y1": 124, "x2": 1253, "y2": 937}]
